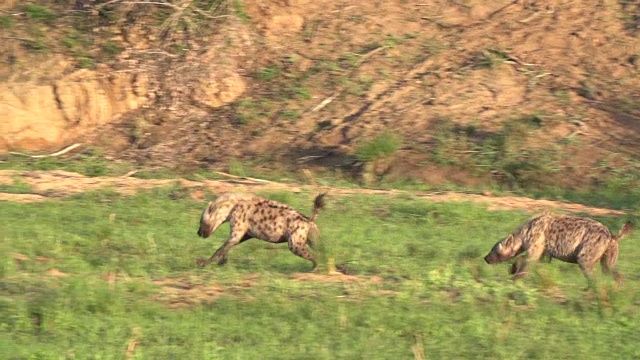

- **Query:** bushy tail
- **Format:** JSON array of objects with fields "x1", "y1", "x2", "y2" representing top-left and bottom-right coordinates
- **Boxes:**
[
  {"x1": 309, "y1": 193, "x2": 326, "y2": 222},
  {"x1": 614, "y1": 221, "x2": 633, "y2": 242}
]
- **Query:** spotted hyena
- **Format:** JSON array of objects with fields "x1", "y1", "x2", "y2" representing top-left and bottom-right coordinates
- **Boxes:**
[
  {"x1": 484, "y1": 213, "x2": 632, "y2": 285},
  {"x1": 196, "y1": 192, "x2": 326, "y2": 271}
]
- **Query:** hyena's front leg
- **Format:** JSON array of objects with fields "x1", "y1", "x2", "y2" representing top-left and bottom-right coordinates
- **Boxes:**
[
  {"x1": 512, "y1": 246, "x2": 544, "y2": 281},
  {"x1": 197, "y1": 228, "x2": 248, "y2": 267},
  {"x1": 510, "y1": 252, "x2": 552, "y2": 275}
]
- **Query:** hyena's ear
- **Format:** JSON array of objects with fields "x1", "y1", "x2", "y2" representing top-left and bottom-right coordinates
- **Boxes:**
[{"x1": 207, "y1": 201, "x2": 215, "y2": 214}]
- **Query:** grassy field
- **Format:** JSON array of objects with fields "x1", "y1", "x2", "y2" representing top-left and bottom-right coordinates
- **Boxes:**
[{"x1": 2, "y1": 187, "x2": 640, "y2": 359}]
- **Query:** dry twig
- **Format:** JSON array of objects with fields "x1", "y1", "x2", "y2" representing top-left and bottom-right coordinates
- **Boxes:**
[{"x1": 9, "y1": 143, "x2": 82, "y2": 158}]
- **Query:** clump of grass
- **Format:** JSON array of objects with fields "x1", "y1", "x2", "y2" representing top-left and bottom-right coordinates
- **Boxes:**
[
  {"x1": 228, "y1": 158, "x2": 248, "y2": 176},
  {"x1": 282, "y1": 109, "x2": 301, "y2": 120},
  {"x1": 100, "y1": 41, "x2": 123, "y2": 58},
  {"x1": 256, "y1": 65, "x2": 281, "y2": 82},
  {"x1": 234, "y1": 99, "x2": 259, "y2": 125},
  {"x1": 553, "y1": 90, "x2": 571, "y2": 105},
  {"x1": 22, "y1": 38, "x2": 48, "y2": 52},
  {"x1": 0, "y1": 176, "x2": 33, "y2": 194},
  {"x1": 355, "y1": 132, "x2": 403, "y2": 162},
  {"x1": 0, "y1": 15, "x2": 14, "y2": 27},
  {"x1": 23, "y1": 3, "x2": 56, "y2": 24},
  {"x1": 77, "y1": 56, "x2": 95, "y2": 69},
  {"x1": 232, "y1": 0, "x2": 251, "y2": 22},
  {"x1": 346, "y1": 75, "x2": 374, "y2": 97},
  {"x1": 472, "y1": 48, "x2": 509, "y2": 69}
]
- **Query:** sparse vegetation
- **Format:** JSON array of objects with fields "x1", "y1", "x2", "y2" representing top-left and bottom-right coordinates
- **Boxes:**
[
  {"x1": 0, "y1": 15, "x2": 14, "y2": 28},
  {"x1": 430, "y1": 116, "x2": 566, "y2": 190},
  {"x1": 1, "y1": 149, "x2": 131, "y2": 178},
  {"x1": 471, "y1": 48, "x2": 510, "y2": 69},
  {"x1": 22, "y1": 3, "x2": 56, "y2": 24},
  {"x1": 355, "y1": 132, "x2": 403, "y2": 162}
]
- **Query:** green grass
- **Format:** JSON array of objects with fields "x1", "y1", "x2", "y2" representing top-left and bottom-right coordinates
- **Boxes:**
[
  {"x1": 1, "y1": 149, "x2": 133, "y2": 177},
  {"x1": 2, "y1": 186, "x2": 640, "y2": 359}
]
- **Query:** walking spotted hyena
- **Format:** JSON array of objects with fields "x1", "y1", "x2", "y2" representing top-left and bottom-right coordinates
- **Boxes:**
[
  {"x1": 196, "y1": 192, "x2": 326, "y2": 271},
  {"x1": 484, "y1": 213, "x2": 632, "y2": 285}
]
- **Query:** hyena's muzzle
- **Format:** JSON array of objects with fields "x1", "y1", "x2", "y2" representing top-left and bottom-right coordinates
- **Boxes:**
[
  {"x1": 197, "y1": 225, "x2": 212, "y2": 238},
  {"x1": 197, "y1": 213, "x2": 213, "y2": 238},
  {"x1": 483, "y1": 241, "x2": 515, "y2": 265}
]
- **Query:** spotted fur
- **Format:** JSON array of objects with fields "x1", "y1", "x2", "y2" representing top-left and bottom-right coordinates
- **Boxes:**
[
  {"x1": 484, "y1": 213, "x2": 632, "y2": 285},
  {"x1": 196, "y1": 192, "x2": 326, "y2": 271}
]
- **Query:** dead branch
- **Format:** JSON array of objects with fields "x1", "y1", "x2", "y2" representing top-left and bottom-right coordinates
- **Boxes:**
[
  {"x1": 213, "y1": 171, "x2": 273, "y2": 184},
  {"x1": 95, "y1": 0, "x2": 123, "y2": 9},
  {"x1": 485, "y1": 0, "x2": 519, "y2": 21},
  {"x1": 121, "y1": 166, "x2": 163, "y2": 177},
  {"x1": 518, "y1": 11, "x2": 540, "y2": 23},
  {"x1": 297, "y1": 155, "x2": 326, "y2": 163},
  {"x1": 2, "y1": 36, "x2": 36, "y2": 42},
  {"x1": 121, "y1": 1, "x2": 181, "y2": 10},
  {"x1": 9, "y1": 143, "x2": 82, "y2": 159},
  {"x1": 310, "y1": 93, "x2": 341, "y2": 113}
]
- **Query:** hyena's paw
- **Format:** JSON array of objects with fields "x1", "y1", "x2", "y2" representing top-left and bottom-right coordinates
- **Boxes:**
[
  {"x1": 509, "y1": 257, "x2": 526, "y2": 275},
  {"x1": 614, "y1": 274, "x2": 624, "y2": 289},
  {"x1": 511, "y1": 271, "x2": 528, "y2": 281},
  {"x1": 509, "y1": 262, "x2": 519, "y2": 275},
  {"x1": 217, "y1": 256, "x2": 228, "y2": 266},
  {"x1": 195, "y1": 258, "x2": 209, "y2": 267}
]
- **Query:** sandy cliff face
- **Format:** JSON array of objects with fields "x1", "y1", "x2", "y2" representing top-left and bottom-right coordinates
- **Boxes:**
[{"x1": 1, "y1": 69, "x2": 150, "y2": 151}]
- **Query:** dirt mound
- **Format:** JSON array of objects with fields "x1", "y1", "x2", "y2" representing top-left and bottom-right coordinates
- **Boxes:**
[
  {"x1": 0, "y1": 170, "x2": 627, "y2": 216},
  {"x1": 152, "y1": 277, "x2": 227, "y2": 308},
  {"x1": 290, "y1": 272, "x2": 384, "y2": 285}
]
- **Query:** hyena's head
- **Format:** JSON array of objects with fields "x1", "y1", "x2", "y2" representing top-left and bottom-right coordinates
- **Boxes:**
[
  {"x1": 197, "y1": 197, "x2": 236, "y2": 238},
  {"x1": 197, "y1": 202, "x2": 216, "y2": 238},
  {"x1": 484, "y1": 234, "x2": 523, "y2": 264}
]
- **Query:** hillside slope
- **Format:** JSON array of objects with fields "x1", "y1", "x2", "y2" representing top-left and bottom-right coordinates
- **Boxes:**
[{"x1": 2, "y1": 0, "x2": 639, "y2": 191}]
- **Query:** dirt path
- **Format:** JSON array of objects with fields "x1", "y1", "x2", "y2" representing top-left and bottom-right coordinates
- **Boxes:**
[{"x1": 0, "y1": 170, "x2": 626, "y2": 216}]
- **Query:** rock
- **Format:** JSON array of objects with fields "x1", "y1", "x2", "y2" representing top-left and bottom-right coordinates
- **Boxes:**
[{"x1": 191, "y1": 70, "x2": 246, "y2": 109}]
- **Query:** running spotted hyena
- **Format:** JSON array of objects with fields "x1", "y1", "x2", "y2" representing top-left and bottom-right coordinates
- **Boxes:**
[
  {"x1": 196, "y1": 192, "x2": 326, "y2": 271},
  {"x1": 484, "y1": 213, "x2": 632, "y2": 285}
]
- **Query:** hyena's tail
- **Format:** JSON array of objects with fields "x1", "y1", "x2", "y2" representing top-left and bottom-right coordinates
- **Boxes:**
[
  {"x1": 614, "y1": 221, "x2": 633, "y2": 242},
  {"x1": 309, "y1": 193, "x2": 326, "y2": 222}
]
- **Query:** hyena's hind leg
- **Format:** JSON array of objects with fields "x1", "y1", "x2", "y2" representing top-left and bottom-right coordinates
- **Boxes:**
[
  {"x1": 577, "y1": 251, "x2": 603, "y2": 291},
  {"x1": 600, "y1": 242, "x2": 623, "y2": 287},
  {"x1": 287, "y1": 232, "x2": 317, "y2": 272},
  {"x1": 197, "y1": 226, "x2": 249, "y2": 267}
]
